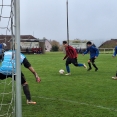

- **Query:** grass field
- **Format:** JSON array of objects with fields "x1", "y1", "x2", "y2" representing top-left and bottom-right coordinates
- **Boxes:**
[{"x1": 1, "y1": 52, "x2": 117, "y2": 117}]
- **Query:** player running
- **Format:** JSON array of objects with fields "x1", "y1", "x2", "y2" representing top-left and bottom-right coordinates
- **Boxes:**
[
  {"x1": 63, "y1": 41, "x2": 87, "y2": 76},
  {"x1": 83, "y1": 41, "x2": 99, "y2": 71},
  {"x1": 0, "y1": 50, "x2": 41, "y2": 104},
  {"x1": 112, "y1": 45, "x2": 117, "y2": 79}
]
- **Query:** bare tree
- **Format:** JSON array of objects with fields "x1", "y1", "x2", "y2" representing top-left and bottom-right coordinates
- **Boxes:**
[{"x1": 50, "y1": 40, "x2": 60, "y2": 47}]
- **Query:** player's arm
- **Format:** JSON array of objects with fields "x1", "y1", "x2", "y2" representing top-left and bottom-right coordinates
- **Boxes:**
[
  {"x1": 83, "y1": 48, "x2": 89, "y2": 55},
  {"x1": 28, "y1": 67, "x2": 41, "y2": 82},
  {"x1": 22, "y1": 58, "x2": 41, "y2": 83},
  {"x1": 63, "y1": 55, "x2": 68, "y2": 60},
  {"x1": 94, "y1": 47, "x2": 99, "y2": 58},
  {"x1": 63, "y1": 49, "x2": 68, "y2": 60}
]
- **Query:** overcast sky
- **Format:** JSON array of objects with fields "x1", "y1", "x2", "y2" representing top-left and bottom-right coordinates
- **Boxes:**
[{"x1": 1, "y1": 0, "x2": 117, "y2": 46}]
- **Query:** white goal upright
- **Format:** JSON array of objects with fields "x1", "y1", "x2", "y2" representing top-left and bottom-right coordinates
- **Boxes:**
[{"x1": 0, "y1": 0, "x2": 22, "y2": 117}]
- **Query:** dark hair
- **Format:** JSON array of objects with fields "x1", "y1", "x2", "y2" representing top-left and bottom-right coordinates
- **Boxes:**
[
  {"x1": 87, "y1": 41, "x2": 92, "y2": 45},
  {"x1": 63, "y1": 41, "x2": 67, "y2": 44}
]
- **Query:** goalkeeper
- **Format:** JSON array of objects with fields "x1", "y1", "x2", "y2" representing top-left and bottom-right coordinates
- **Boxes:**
[{"x1": 0, "y1": 50, "x2": 41, "y2": 104}]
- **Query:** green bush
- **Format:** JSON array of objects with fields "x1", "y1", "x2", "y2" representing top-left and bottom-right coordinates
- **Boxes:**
[{"x1": 51, "y1": 45, "x2": 59, "y2": 51}]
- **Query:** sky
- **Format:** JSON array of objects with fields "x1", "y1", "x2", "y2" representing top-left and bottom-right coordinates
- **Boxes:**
[{"x1": 1, "y1": 0, "x2": 117, "y2": 46}]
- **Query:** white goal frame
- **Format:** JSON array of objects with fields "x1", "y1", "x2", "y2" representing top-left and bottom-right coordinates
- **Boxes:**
[{"x1": 14, "y1": 0, "x2": 22, "y2": 117}]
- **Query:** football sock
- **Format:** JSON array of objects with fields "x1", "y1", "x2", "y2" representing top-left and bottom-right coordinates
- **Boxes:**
[
  {"x1": 23, "y1": 84, "x2": 31, "y2": 101},
  {"x1": 78, "y1": 64, "x2": 84, "y2": 67},
  {"x1": 92, "y1": 63, "x2": 98, "y2": 69},
  {"x1": 66, "y1": 65, "x2": 70, "y2": 73},
  {"x1": 88, "y1": 63, "x2": 92, "y2": 69},
  {"x1": 116, "y1": 71, "x2": 117, "y2": 77}
]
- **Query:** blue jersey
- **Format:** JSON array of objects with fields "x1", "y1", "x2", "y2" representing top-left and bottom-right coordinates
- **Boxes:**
[
  {"x1": 113, "y1": 46, "x2": 117, "y2": 56},
  {"x1": 0, "y1": 50, "x2": 25, "y2": 75},
  {"x1": 0, "y1": 44, "x2": 4, "y2": 61},
  {"x1": 84, "y1": 45, "x2": 99, "y2": 58}
]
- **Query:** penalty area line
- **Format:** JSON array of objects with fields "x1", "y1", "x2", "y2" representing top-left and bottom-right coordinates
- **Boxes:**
[{"x1": 30, "y1": 96, "x2": 117, "y2": 112}]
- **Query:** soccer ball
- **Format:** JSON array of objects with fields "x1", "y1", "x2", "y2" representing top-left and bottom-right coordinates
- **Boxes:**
[{"x1": 59, "y1": 69, "x2": 65, "y2": 74}]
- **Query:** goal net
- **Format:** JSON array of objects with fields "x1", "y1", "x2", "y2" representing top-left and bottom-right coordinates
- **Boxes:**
[{"x1": 0, "y1": 0, "x2": 17, "y2": 116}]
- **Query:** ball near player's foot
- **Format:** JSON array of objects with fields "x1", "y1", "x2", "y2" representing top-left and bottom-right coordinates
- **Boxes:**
[{"x1": 59, "y1": 69, "x2": 65, "y2": 74}]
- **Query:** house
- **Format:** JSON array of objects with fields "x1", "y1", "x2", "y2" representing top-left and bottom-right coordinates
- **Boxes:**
[
  {"x1": 0, "y1": 35, "x2": 45, "y2": 53},
  {"x1": 44, "y1": 39, "x2": 52, "y2": 51},
  {"x1": 0, "y1": 35, "x2": 12, "y2": 50},
  {"x1": 69, "y1": 39, "x2": 87, "y2": 49},
  {"x1": 99, "y1": 39, "x2": 117, "y2": 48}
]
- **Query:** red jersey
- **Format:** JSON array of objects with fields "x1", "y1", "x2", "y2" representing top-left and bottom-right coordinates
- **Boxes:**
[{"x1": 64, "y1": 45, "x2": 78, "y2": 59}]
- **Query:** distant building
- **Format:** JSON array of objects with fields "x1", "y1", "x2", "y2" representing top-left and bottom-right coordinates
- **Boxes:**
[
  {"x1": 0, "y1": 35, "x2": 45, "y2": 53},
  {"x1": 45, "y1": 39, "x2": 52, "y2": 52},
  {"x1": 69, "y1": 40, "x2": 87, "y2": 49},
  {"x1": 63, "y1": 39, "x2": 88, "y2": 54},
  {"x1": 99, "y1": 39, "x2": 117, "y2": 48}
]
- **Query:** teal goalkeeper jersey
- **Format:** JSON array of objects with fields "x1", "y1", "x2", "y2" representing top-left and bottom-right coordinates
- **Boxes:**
[{"x1": 0, "y1": 50, "x2": 25, "y2": 75}]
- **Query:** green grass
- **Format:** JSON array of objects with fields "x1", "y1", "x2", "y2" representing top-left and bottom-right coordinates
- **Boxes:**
[{"x1": 1, "y1": 52, "x2": 117, "y2": 117}]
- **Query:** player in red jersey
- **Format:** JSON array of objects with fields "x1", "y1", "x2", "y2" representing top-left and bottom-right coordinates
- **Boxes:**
[{"x1": 63, "y1": 41, "x2": 87, "y2": 75}]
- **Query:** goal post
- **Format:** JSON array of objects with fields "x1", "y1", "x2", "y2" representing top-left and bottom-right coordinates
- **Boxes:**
[{"x1": 14, "y1": 0, "x2": 22, "y2": 117}]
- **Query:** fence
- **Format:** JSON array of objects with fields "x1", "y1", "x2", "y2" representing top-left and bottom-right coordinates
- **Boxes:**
[{"x1": 99, "y1": 48, "x2": 114, "y2": 54}]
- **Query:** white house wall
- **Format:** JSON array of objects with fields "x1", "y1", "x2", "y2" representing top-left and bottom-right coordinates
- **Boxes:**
[
  {"x1": 20, "y1": 42, "x2": 39, "y2": 49},
  {"x1": 45, "y1": 40, "x2": 52, "y2": 51},
  {"x1": 69, "y1": 42, "x2": 87, "y2": 49}
]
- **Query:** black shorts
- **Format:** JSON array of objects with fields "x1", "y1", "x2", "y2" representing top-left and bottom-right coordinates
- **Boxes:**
[
  {"x1": 89, "y1": 58, "x2": 95, "y2": 63},
  {"x1": 66, "y1": 57, "x2": 78, "y2": 66},
  {"x1": 0, "y1": 72, "x2": 26, "y2": 85}
]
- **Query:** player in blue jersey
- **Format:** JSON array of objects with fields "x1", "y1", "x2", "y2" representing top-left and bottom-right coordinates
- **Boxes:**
[
  {"x1": 83, "y1": 41, "x2": 99, "y2": 71},
  {"x1": 113, "y1": 46, "x2": 117, "y2": 57},
  {"x1": 0, "y1": 50, "x2": 41, "y2": 104},
  {"x1": 112, "y1": 46, "x2": 117, "y2": 79}
]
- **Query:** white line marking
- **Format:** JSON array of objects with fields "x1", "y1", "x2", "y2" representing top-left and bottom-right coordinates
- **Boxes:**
[{"x1": 23, "y1": 96, "x2": 117, "y2": 112}]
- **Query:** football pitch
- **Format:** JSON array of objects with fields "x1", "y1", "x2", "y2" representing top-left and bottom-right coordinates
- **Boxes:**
[
  {"x1": 21, "y1": 52, "x2": 117, "y2": 117},
  {"x1": 1, "y1": 52, "x2": 117, "y2": 117}
]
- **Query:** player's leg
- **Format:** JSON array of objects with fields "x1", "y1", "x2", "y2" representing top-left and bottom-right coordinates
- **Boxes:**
[
  {"x1": 0, "y1": 73, "x2": 7, "y2": 80},
  {"x1": 21, "y1": 72, "x2": 36, "y2": 104},
  {"x1": 87, "y1": 59, "x2": 92, "y2": 71},
  {"x1": 72, "y1": 58, "x2": 87, "y2": 69},
  {"x1": 78, "y1": 63, "x2": 87, "y2": 69},
  {"x1": 91, "y1": 58, "x2": 98, "y2": 71},
  {"x1": 65, "y1": 58, "x2": 71, "y2": 75},
  {"x1": 0, "y1": 73, "x2": 10, "y2": 83},
  {"x1": 112, "y1": 71, "x2": 117, "y2": 79}
]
